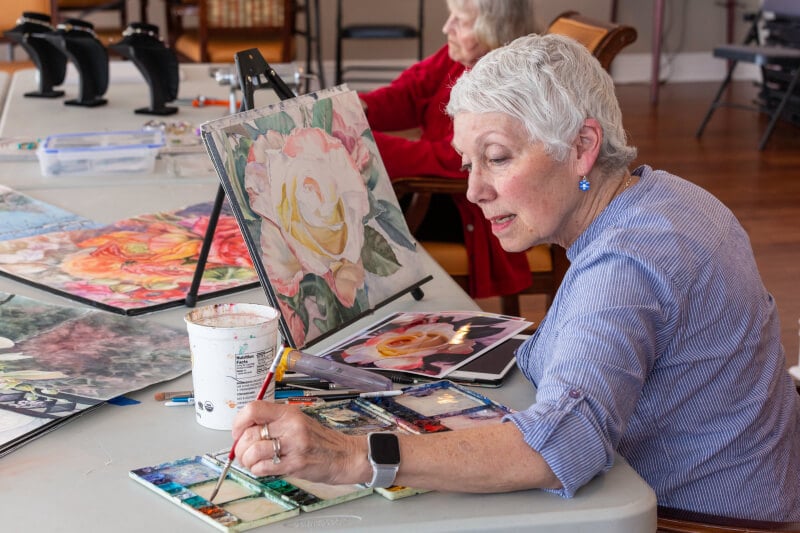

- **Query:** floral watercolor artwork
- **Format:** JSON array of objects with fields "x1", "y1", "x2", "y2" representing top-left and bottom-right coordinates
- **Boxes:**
[
  {"x1": 0, "y1": 291, "x2": 191, "y2": 457},
  {"x1": 0, "y1": 202, "x2": 258, "y2": 315},
  {"x1": 320, "y1": 311, "x2": 531, "y2": 379},
  {"x1": 202, "y1": 86, "x2": 429, "y2": 348},
  {"x1": 0, "y1": 185, "x2": 101, "y2": 241}
]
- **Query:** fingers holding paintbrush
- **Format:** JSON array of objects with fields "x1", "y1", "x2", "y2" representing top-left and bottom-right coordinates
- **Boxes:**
[{"x1": 208, "y1": 350, "x2": 284, "y2": 502}]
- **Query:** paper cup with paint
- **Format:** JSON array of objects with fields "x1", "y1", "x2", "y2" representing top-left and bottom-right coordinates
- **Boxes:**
[{"x1": 185, "y1": 303, "x2": 280, "y2": 430}]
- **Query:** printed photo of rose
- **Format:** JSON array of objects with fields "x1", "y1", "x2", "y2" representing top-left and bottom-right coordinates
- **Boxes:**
[{"x1": 341, "y1": 321, "x2": 476, "y2": 373}]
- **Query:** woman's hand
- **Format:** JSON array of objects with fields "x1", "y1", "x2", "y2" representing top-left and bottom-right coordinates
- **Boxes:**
[{"x1": 231, "y1": 400, "x2": 370, "y2": 486}]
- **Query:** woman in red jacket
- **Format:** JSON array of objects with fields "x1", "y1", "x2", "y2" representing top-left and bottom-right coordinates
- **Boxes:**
[{"x1": 359, "y1": 0, "x2": 537, "y2": 299}]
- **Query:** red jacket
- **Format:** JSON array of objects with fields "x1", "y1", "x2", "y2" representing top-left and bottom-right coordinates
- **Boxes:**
[{"x1": 360, "y1": 45, "x2": 531, "y2": 299}]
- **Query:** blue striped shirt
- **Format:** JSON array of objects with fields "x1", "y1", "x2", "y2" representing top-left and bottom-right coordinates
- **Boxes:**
[{"x1": 507, "y1": 165, "x2": 800, "y2": 521}]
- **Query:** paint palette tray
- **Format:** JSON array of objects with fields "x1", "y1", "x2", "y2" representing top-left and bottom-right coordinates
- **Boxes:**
[
  {"x1": 129, "y1": 456, "x2": 299, "y2": 532},
  {"x1": 205, "y1": 449, "x2": 374, "y2": 512},
  {"x1": 366, "y1": 380, "x2": 514, "y2": 434}
]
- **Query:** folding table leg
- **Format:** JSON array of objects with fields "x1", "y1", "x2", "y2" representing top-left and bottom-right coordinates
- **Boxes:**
[
  {"x1": 696, "y1": 61, "x2": 737, "y2": 138},
  {"x1": 758, "y1": 67, "x2": 800, "y2": 150}
]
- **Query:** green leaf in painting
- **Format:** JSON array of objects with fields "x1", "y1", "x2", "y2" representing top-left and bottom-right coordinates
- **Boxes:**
[
  {"x1": 311, "y1": 98, "x2": 333, "y2": 134},
  {"x1": 361, "y1": 225, "x2": 401, "y2": 276},
  {"x1": 253, "y1": 111, "x2": 296, "y2": 136},
  {"x1": 374, "y1": 199, "x2": 416, "y2": 251}
]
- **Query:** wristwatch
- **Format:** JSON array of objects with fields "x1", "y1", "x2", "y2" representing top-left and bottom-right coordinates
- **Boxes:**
[{"x1": 366, "y1": 432, "x2": 400, "y2": 488}]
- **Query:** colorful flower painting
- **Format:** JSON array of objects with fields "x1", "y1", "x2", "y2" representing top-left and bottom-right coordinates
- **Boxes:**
[
  {"x1": 321, "y1": 311, "x2": 531, "y2": 379},
  {"x1": 0, "y1": 292, "x2": 191, "y2": 457},
  {"x1": 0, "y1": 202, "x2": 258, "y2": 314},
  {"x1": 202, "y1": 86, "x2": 428, "y2": 348}
]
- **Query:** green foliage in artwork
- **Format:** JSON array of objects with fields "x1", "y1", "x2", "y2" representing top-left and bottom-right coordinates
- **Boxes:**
[
  {"x1": 311, "y1": 98, "x2": 333, "y2": 134},
  {"x1": 201, "y1": 266, "x2": 257, "y2": 281},
  {"x1": 373, "y1": 199, "x2": 416, "y2": 252},
  {"x1": 250, "y1": 111, "x2": 296, "y2": 137},
  {"x1": 361, "y1": 225, "x2": 401, "y2": 276},
  {"x1": 283, "y1": 273, "x2": 367, "y2": 343}
]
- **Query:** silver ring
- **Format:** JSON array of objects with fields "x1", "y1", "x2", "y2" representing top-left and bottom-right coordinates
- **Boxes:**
[
  {"x1": 259, "y1": 423, "x2": 270, "y2": 440},
  {"x1": 270, "y1": 437, "x2": 281, "y2": 464}
]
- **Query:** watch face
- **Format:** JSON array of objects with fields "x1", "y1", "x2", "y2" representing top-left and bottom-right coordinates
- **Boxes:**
[{"x1": 369, "y1": 433, "x2": 400, "y2": 464}]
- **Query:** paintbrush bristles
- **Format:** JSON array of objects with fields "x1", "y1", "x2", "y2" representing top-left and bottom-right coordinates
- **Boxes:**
[{"x1": 208, "y1": 459, "x2": 232, "y2": 502}]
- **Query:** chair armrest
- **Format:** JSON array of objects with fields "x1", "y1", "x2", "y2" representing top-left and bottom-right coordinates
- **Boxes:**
[
  {"x1": 391, "y1": 175, "x2": 468, "y2": 197},
  {"x1": 657, "y1": 505, "x2": 800, "y2": 532}
]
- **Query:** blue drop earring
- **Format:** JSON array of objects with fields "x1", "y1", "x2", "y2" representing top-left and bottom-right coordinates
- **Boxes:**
[{"x1": 578, "y1": 176, "x2": 590, "y2": 191}]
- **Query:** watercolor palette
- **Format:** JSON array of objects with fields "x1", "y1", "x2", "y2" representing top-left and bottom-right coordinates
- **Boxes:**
[
  {"x1": 129, "y1": 456, "x2": 298, "y2": 531},
  {"x1": 205, "y1": 449, "x2": 373, "y2": 512},
  {"x1": 366, "y1": 380, "x2": 514, "y2": 434},
  {"x1": 302, "y1": 398, "x2": 401, "y2": 435}
]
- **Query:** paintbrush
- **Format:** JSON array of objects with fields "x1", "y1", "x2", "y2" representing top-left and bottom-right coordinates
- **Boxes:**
[{"x1": 208, "y1": 349, "x2": 284, "y2": 502}]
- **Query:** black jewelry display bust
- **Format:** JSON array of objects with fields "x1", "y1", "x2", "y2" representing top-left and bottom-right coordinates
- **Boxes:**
[
  {"x1": 42, "y1": 18, "x2": 109, "y2": 107},
  {"x1": 3, "y1": 12, "x2": 67, "y2": 98},
  {"x1": 109, "y1": 23, "x2": 180, "y2": 116}
]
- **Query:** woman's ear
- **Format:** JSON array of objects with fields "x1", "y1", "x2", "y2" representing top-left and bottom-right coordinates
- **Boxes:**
[{"x1": 574, "y1": 118, "x2": 602, "y2": 175}]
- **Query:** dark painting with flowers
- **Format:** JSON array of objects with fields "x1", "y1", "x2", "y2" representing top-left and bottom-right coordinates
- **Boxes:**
[
  {"x1": 202, "y1": 86, "x2": 429, "y2": 348},
  {"x1": 0, "y1": 202, "x2": 259, "y2": 314}
]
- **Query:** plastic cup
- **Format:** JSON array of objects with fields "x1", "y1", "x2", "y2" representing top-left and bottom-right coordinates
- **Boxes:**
[{"x1": 185, "y1": 303, "x2": 280, "y2": 430}]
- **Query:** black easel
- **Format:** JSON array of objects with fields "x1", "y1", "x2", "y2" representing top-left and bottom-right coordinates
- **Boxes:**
[
  {"x1": 108, "y1": 23, "x2": 180, "y2": 115},
  {"x1": 185, "y1": 48, "x2": 424, "y2": 306},
  {"x1": 185, "y1": 49, "x2": 297, "y2": 307},
  {"x1": 3, "y1": 12, "x2": 66, "y2": 98}
]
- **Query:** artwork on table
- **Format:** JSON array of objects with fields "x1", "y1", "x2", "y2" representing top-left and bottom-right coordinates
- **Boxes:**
[
  {"x1": 201, "y1": 86, "x2": 430, "y2": 349},
  {"x1": 0, "y1": 185, "x2": 100, "y2": 241},
  {"x1": 320, "y1": 311, "x2": 531, "y2": 379},
  {"x1": 0, "y1": 201, "x2": 259, "y2": 315},
  {"x1": 0, "y1": 292, "x2": 192, "y2": 457}
]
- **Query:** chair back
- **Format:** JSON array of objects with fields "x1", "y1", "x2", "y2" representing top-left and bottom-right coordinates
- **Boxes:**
[
  {"x1": 177, "y1": 0, "x2": 295, "y2": 63},
  {"x1": 545, "y1": 11, "x2": 637, "y2": 70}
]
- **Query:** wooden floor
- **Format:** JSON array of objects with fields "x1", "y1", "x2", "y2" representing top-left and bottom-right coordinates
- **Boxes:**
[{"x1": 477, "y1": 80, "x2": 800, "y2": 370}]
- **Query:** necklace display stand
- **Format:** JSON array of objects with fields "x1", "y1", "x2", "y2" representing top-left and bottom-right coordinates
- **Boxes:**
[
  {"x1": 3, "y1": 12, "x2": 66, "y2": 98},
  {"x1": 108, "y1": 23, "x2": 179, "y2": 116},
  {"x1": 42, "y1": 19, "x2": 109, "y2": 107}
]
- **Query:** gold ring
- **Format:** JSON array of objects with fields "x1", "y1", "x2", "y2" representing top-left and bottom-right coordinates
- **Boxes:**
[
  {"x1": 270, "y1": 437, "x2": 281, "y2": 464},
  {"x1": 259, "y1": 423, "x2": 270, "y2": 440}
]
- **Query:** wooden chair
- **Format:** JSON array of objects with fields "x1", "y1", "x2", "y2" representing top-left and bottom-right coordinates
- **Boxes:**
[
  {"x1": 656, "y1": 505, "x2": 800, "y2": 532},
  {"x1": 52, "y1": 0, "x2": 137, "y2": 47},
  {"x1": 1, "y1": 0, "x2": 53, "y2": 72},
  {"x1": 391, "y1": 11, "x2": 637, "y2": 317},
  {"x1": 167, "y1": 0, "x2": 295, "y2": 64}
]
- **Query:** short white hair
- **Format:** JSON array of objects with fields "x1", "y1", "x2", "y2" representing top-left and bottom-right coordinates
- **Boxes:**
[
  {"x1": 446, "y1": 0, "x2": 537, "y2": 49},
  {"x1": 447, "y1": 33, "x2": 637, "y2": 173}
]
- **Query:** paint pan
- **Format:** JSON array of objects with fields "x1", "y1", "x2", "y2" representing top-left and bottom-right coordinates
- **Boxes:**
[
  {"x1": 129, "y1": 456, "x2": 298, "y2": 531},
  {"x1": 205, "y1": 449, "x2": 373, "y2": 511}
]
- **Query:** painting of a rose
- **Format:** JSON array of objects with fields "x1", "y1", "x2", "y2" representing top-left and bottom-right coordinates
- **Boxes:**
[{"x1": 204, "y1": 86, "x2": 428, "y2": 348}]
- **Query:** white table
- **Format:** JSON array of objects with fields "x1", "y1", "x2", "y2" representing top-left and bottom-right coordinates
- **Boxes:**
[{"x1": 0, "y1": 65, "x2": 658, "y2": 532}]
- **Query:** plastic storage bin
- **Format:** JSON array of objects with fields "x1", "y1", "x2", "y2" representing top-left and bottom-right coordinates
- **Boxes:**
[{"x1": 36, "y1": 130, "x2": 166, "y2": 176}]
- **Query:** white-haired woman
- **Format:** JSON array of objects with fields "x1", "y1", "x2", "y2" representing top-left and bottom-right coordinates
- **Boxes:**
[{"x1": 230, "y1": 34, "x2": 800, "y2": 522}]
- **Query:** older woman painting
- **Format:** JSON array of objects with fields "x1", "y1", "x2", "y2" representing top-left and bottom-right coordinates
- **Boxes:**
[
  {"x1": 360, "y1": 0, "x2": 537, "y2": 299},
  {"x1": 229, "y1": 34, "x2": 800, "y2": 522}
]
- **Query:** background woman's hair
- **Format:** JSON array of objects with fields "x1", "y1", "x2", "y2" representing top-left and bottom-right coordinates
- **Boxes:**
[
  {"x1": 447, "y1": 0, "x2": 538, "y2": 50},
  {"x1": 447, "y1": 33, "x2": 637, "y2": 173}
]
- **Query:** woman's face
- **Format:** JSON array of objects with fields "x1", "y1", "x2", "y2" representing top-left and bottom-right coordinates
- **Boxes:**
[
  {"x1": 442, "y1": 2, "x2": 490, "y2": 67},
  {"x1": 452, "y1": 112, "x2": 580, "y2": 252}
]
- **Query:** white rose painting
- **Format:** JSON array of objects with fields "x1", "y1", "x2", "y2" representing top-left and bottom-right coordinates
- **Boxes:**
[{"x1": 203, "y1": 87, "x2": 428, "y2": 348}]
